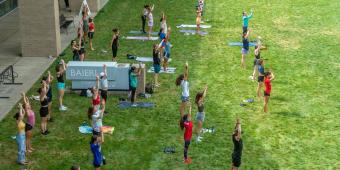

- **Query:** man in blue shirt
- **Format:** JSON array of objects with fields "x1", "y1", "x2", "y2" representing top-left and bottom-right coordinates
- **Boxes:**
[{"x1": 242, "y1": 10, "x2": 253, "y2": 33}]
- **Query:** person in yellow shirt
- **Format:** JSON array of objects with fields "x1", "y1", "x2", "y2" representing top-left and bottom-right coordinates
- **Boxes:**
[{"x1": 13, "y1": 103, "x2": 28, "y2": 165}]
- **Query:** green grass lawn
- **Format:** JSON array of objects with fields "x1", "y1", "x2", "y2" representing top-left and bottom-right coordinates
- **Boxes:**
[{"x1": 0, "y1": 0, "x2": 339, "y2": 169}]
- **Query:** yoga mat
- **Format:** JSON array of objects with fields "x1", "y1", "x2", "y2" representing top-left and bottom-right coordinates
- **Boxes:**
[
  {"x1": 179, "y1": 29, "x2": 208, "y2": 35},
  {"x1": 147, "y1": 67, "x2": 176, "y2": 74},
  {"x1": 102, "y1": 126, "x2": 114, "y2": 134},
  {"x1": 79, "y1": 125, "x2": 93, "y2": 134},
  {"x1": 129, "y1": 30, "x2": 159, "y2": 35},
  {"x1": 176, "y1": 24, "x2": 212, "y2": 29},
  {"x1": 118, "y1": 101, "x2": 155, "y2": 108},
  {"x1": 136, "y1": 57, "x2": 172, "y2": 62},
  {"x1": 228, "y1": 42, "x2": 257, "y2": 47},
  {"x1": 125, "y1": 36, "x2": 159, "y2": 41}
]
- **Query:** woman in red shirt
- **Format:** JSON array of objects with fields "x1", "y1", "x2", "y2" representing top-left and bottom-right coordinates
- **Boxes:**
[
  {"x1": 88, "y1": 18, "x2": 95, "y2": 51},
  {"x1": 180, "y1": 105, "x2": 193, "y2": 164},
  {"x1": 264, "y1": 71, "x2": 275, "y2": 113}
]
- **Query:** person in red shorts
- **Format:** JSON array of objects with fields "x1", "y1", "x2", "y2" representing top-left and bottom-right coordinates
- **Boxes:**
[
  {"x1": 180, "y1": 104, "x2": 193, "y2": 164},
  {"x1": 263, "y1": 71, "x2": 275, "y2": 113}
]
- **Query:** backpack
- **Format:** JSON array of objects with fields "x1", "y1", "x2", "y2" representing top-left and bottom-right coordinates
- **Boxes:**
[{"x1": 145, "y1": 83, "x2": 154, "y2": 94}]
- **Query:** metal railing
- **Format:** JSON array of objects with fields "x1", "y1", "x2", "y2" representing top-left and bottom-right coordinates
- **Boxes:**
[
  {"x1": 0, "y1": 0, "x2": 18, "y2": 18},
  {"x1": 0, "y1": 65, "x2": 22, "y2": 99}
]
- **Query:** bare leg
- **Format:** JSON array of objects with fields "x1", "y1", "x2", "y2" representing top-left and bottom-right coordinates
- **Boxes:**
[
  {"x1": 257, "y1": 83, "x2": 263, "y2": 97},
  {"x1": 148, "y1": 26, "x2": 152, "y2": 39},
  {"x1": 180, "y1": 102, "x2": 187, "y2": 117},
  {"x1": 264, "y1": 96, "x2": 269, "y2": 113},
  {"x1": 58, "y1": 90, "x2": 65, "y2": 108},
  {"x1": 47, "y1": 102, "x2": 52, "y2": 120},
  {"x1": 241, "y1": 54, "x2": 245, "y2": 68},
  {"x1": 197, "y1": 120, "x2": 203, "y2": 138}
]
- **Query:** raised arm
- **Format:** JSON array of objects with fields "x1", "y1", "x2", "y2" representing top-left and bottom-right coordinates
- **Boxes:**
[
  {"x1": 40, "y1": 81, "x2": 47, "y2": 99},
  {"x1": 21, "y1": 92, "x2": 28, "y2": 106},
  {"x1": 47, "y1": 71, "x2": 53, "y2": 83},
  {"x1": 103, "y1": 64, "x2": 107, "y2": 76},
  {"x1": 202, "y1": 85, "x2": 208, "y2": 98},
  {"x1": 151, "y1": 4, "x2": 154, "y2": 11},
  {"x1": 248, "y1": 10, "x2": 253, "y2": 19},
  {"x1": 18, "y1": 103, "x2": 25, "y2": 120},
  {"x1": 166, "y1": 26, "x2": 171, "y2": 39},
  {"x1": 61, "y1": 59, "x2": 67, "y2": 71},
  {"x1": 137, "y1": 62, "x2": 142, "y2": 75},
  {"x1": 235, "y1": 118, "x2": 242, "y2": 138},
  {"x1": 95, "y1": 75, "x2": 100, "y2": 90},
  {"x1": 184, "y1": 62, "x2": 189, "y2": 80},
  {"x1": 270, "y1": 72, "x2": 275, "y2": 81}
]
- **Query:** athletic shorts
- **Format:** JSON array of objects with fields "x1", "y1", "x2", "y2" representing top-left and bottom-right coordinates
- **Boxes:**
[
  {"x1": 242, "y1": 26, "x2": 248, "y2": 34},
  {"x1": 232, "y1": 155, "x2": 242, "y2": 167},
  {"x1": 241, "y1": 48, "x2": 249, "y2": 55},
  {"x1": 92, "y1": 130, "x2": 100, "y2": 136},
  {"x1": 79, "y1": 48, "x2": 85, "y2": 55},
  {"x1": 57, "y1": 82, "x2": 65, "y2": 90},
  {"x1": 264, "y1": 91, "x2": 271, "y2": 97},
  {"x1": 181, "y1": 96, "x2": 189, "y2": 103},
  {"x1": 40, "y1": 107, "x2": 49, "y2": 117},
  {"x1": 112, "y1": 46, "x2": 118, "y2": 58},
  {"x1": 100, "y1": 90, "x2": 107, "y2": 102},
  {"x1": 258, "y1": 76, "x2": 264, "y2": 83},
  {"x1": 196, "y1": 112, "x2": 205, "y2": 122},
  {"x1": 148, "y1": 21, "x2": 153, "y2": 27},
  {"x1": 254, "y1": 58, "x2": 260, "y2": 66},
  {"x1": 25, "y1": 123, "x2": 33, "y2": 132},
  {"x1": 88, "y1": 32, "x2": 94, "y2": 39},
  {"x1": 153, "y1": 64, "x2": 161, "y2": 73}
]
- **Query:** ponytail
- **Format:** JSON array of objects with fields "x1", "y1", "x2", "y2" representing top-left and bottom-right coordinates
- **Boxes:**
[
  {"x1": 175, "y1": 74, "x2": 184, "y2": 86},
  {"x1": 180, "y1": 114, "x2": 188, "y2": 130}
]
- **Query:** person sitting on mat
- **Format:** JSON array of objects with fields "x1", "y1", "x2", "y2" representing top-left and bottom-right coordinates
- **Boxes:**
[
  {"x1": 241, "y1": 29, "x2": 250, "y2": 69},
  {"x1": 130, "y1": 62, "x2": 142, "y2": 107},
  {"x1": 195, "y1": 85, "x2": 208, "y2": 142},
  {"x1": 141, "y1": 5, "x2": 149, "y2": 33},
  {"x1": 176, "y1": 62, "x2": 190, "y2": 118},
  {"x1": 264, "y1": 71, "x2": 275, "y2": 113},
  {"x1": 231, "y1": 118, "x2": 243, "y2": 170},
  {"x1": 196, "y1": 6, "x2": 202, "y2": 33},
  {"x1": 242, "y1": 9, "x2": 253, "y2": 33},
  {"x1": 147, "y1": 4, "x2": 155, "y2": 39},
  {"x1": 180, "y1": 104, "x2": 193, "y2": 164},
  {"x1": 110, "y1": 28, "x2": 119, "y2": 61},
  {"x1": 153, "y1": 44, "x2": 161, "y2": 87}
]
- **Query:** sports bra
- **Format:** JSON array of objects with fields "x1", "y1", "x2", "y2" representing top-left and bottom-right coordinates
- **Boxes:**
[{"x1": 92, "y1": 95, "x2": 100, "y2": 106}]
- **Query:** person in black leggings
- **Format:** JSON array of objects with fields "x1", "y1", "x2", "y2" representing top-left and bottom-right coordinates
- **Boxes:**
[
  {"x1": 231, "y1": 118, "x2": 243, "y2": 170},
  {"x1": 111, "y1": 28, "x2": 119, "y2": 61},
  {"x1": 141, "y1": 5, "x2": 149, "y2": 33}
]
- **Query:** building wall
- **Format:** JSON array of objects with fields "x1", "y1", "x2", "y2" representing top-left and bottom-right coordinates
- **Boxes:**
[{"x1": 19, "y1": 0, "x2": 61, "y2": 57}]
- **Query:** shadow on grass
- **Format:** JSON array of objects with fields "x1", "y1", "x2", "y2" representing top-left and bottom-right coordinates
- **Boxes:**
[
  {"x1": 271, "y1": 96, "x2": 288, "y2": 102},
  {"x1": 273, "y1": 111, "x2": 304, "y2": 117}
]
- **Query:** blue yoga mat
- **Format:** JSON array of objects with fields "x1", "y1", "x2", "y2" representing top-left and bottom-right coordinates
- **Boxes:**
[
  {"x1": 79, "y1": 125, "x2": 93, "y2": 134},
  {"x1": 118, "y1": 101, "x2": 155, "y2": 108},
  {"x1": 228, "y1": 42, "x2": 257, "y2": 47}
]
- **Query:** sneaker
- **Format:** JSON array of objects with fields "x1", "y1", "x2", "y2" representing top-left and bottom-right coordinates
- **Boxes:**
[
  {"x1": 59, "y1": 106, "x2": 67, "y2": 111},
  {"x1": 198, "y1": 136, "x2": 203, "y2": 139},
  {"x1": 184, "y1": 157, "x2": 192, "y2": 164},
  {"x1": 196, "y1": 138, "x2": 202, "y2": 142},
  {"x1": 131, "y1": 103, "x2": 137, "y2": 107}
]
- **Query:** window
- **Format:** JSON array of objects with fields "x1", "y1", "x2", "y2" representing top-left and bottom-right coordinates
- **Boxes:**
[{"x1": 0, "y1": 0, "x2": 18, "y2": 18}]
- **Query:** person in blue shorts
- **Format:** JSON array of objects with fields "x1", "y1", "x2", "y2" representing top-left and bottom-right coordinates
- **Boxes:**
[{"x1": 56, "y1": 59, "x2": 67, "y2": 111}]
